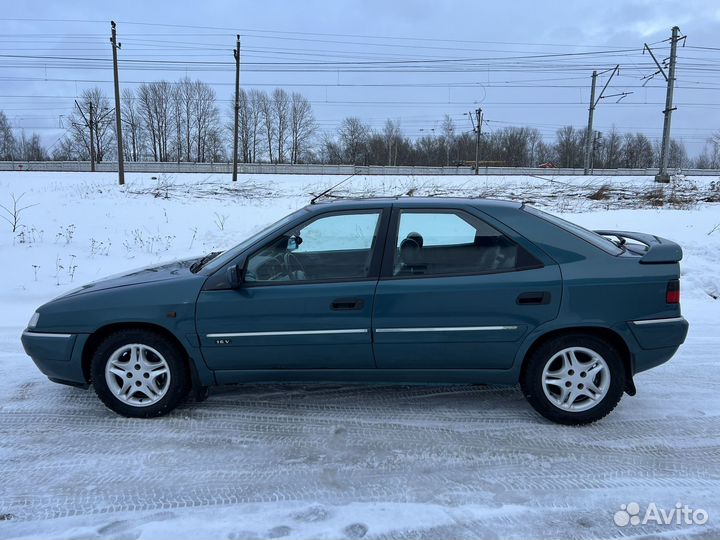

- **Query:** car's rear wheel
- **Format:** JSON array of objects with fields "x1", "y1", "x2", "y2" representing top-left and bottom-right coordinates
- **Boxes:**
[
  {"x1": 520, "y1": 334, "x2": 625, "y2": 425},
  {"x1": 90, "y1": 329, "x2": 189, "y2": 418}
]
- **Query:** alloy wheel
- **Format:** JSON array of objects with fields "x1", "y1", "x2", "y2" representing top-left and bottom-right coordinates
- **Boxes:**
[
  {"x1": 104, "y1": 343, "x2": 171, "y2": 407},
  {"x1": 541, "y1": 346, "x2": 610, "y2": 412}
]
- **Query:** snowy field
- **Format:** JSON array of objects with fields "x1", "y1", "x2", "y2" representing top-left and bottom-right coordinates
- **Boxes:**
[{"x1": 0, "y1": 172, "x2": 719, "y2": 539}]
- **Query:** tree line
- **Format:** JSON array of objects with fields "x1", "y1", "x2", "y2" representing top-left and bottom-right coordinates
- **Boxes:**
[
  {"x1": 1, "y1": 80, "x2": 719, "y2": 169},
  {"x1": 322, "y1": 116, "x2": 700, "y2": 169}
]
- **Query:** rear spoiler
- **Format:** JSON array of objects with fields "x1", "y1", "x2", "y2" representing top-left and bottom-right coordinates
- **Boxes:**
[{"x1": 594, "y1": 230, "x2": 683, "y2": 264}]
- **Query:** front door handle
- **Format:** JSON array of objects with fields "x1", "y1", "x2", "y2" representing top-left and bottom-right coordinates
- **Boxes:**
[
  {"x1": 331, "y1": 298, "x2": 365, "y2": 311},
  {"x1": 517, "y1": 292, "x2": 551, "y2": 305}
]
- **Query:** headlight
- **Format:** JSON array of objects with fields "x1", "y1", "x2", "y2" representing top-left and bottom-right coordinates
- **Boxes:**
[{"x1": 28, "y1": 312, "x2": 40, "y2": 329}]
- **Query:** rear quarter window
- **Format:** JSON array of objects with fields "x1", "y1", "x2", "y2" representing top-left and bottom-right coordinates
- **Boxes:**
[{"x1": 523, "y1": 205, "x2": 623, "y2": 255}]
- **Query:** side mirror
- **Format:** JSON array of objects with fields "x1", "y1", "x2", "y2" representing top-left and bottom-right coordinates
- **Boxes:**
[
  {"x1": 226, "y1": 264, "x2": 242, "y2": 289},
  {"x1": 287, "y1": 235, "x2": 302, "y2": 251}
]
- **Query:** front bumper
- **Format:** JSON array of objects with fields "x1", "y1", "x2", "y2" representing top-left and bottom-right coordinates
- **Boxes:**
[{"x1": 21, "y1": 330, "x2": 89, "y2": 387}]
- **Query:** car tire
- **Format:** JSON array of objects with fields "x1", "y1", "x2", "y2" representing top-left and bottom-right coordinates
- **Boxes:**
[
  {"x1": 90, "y1": 329, "x2": 190, "y2": 418},
  {"x1": 520, "y1": 334, "x2": 625, "y2": 425}
]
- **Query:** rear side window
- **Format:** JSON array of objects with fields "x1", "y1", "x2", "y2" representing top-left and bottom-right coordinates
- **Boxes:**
[
  {"x1": 523, "y1": 205, "x2": 623, "y2": 255},
  {"x1": 392, "y1": 210, "x2": 542, "y2": 277}
]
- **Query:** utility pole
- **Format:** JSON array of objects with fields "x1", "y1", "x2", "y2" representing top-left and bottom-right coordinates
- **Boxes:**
[
  {"x1": 231, "y1": 34, "x2": 241, "y2": 182},
  {"x1": 110, "y1": 21, "x2": 125, "y2": 185},
  {"x1": 645, "y1": 26, "x2": 684, "y2": 183},
  {"x1": 583, "y1": 71, "x2": 597, "y2": 175},
  {"x1": 583, "y1": 65, "x2": 625, "y2": 175},
  {"x1": 473, "y1": 107, "x2": 482, "y2": 175},
  {"x1": 75, "y1": 99, "x2": 96, "y2": 172}
]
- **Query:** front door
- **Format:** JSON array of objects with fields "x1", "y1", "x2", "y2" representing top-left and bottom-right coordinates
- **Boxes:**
[
  {"x1": 372, "y1": 207, "x2": 562, "y2": 370},
  {"x1": 196, "y1": 208, "x2": 388, "y2": 375}
]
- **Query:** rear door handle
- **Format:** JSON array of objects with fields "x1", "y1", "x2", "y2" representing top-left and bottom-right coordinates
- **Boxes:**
[
  {"x1": 331, "y1": 298, "x2": 365, "y2": 311},
  {"x1": 516, "y1": 292, "x2": 551, "y2": 305}
]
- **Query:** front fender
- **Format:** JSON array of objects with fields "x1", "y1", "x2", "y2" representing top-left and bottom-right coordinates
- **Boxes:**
[{"x1": 33, "y1": 276, "x2": 214, "y2": 385}]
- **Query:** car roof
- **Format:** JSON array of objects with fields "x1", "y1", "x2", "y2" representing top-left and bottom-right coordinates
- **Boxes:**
[{"x1": 306, "y1": 197, "x2": 522, "y2": 211}]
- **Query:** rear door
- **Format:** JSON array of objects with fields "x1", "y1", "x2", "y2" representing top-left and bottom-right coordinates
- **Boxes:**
[
  {"x1": 196, "y1": 208, "x2": 389, "y2": 376},
  {"x1": 372, "y1": 206, "x2": 562, "y2": 370}
]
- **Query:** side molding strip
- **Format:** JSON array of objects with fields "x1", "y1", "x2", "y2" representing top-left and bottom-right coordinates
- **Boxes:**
[
  {"x1": 375, "y1": 326, "x2": 518, "y2": 333},
  {"x1": 631, "y1": 317, "x2": 686, "y2": 326},
  {"x1": 22, "y1": 331, "x2": 73, "y2": 339},
  {"x1": 207, "y1": 329, "x2": 368, "y2": 338}
]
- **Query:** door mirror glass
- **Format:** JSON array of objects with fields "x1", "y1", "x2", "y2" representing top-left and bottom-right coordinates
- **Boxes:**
[{"x1": 287, "y1": 235, "x2": 302, "y2": 252}]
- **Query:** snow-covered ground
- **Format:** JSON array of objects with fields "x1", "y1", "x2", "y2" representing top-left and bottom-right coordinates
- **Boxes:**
[{"x1": 0, "y1": 172, "x2": 719, "y2": 539}]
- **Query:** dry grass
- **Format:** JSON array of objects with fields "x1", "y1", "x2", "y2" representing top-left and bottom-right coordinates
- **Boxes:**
[{"x1": 587, "y1": 184, "x2": 611, "y2": 201}]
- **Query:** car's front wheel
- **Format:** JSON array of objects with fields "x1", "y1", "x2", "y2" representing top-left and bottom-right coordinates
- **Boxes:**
[
  {"x1": 520, "y1": 334, "x2": 625, "y2": 425},
  {"x1": 90, "y1": 329, "x2": 189, "y2": 418}
]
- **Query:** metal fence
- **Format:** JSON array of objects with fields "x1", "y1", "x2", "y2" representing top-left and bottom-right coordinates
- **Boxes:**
[{"x1": 1, "y1": 161, "x2": 718, "y2": 176}]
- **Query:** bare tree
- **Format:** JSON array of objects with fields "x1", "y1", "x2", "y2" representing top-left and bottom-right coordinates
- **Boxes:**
[
  {"x1": 694, "y1": 134, "x2": 720, "y2": 168},
  {"x1": 120, "y1": 88, "x2": 144, "y2": 161},
  {"x1": 240, "y1": 89, "x2": 250, "y2": 163},
  {"x1": 621, "y1": 133, "x2": 654, "y2": 168},
  {"x1": 192, "y1": 81, "x2": 220, "y2": 162},
  {"x1": 382, "y1": 119, "x2": 402, "y2": 166},
  {"x1": 496, "y1": 127, "x2": 532, "y2": 167},
  {"x1": 526, "y1": 128, "x2": 542, "y2": 166},
  {"x1": 247, "y1": 90, "x2": 263, "y2": 162},
  {"x1": 599, "y1": 127, "x2": 622, "y2": 169},
  {"x1": 16, "y1": 132, "x2": 46, "y2": 161},
  {"x1": 338, "y1": 117, "x2": 370, "y2": 164},
  {"x1": 289, "y1": 92, "x2": 316, "y2": 163},
  {"x1": 440, "y1": 114, "x2": 456, "y2": 166},
  {"x1": 68, "y1": 87, "x2": 115, "y2": 162},
  {"x1": 668, "y1": 138, "x2": 688, "y2": 169},
  {"x1": 176, "y1": 78, "x2": 195, "y2": 162},
  {"x1": 228, "y1": 89, "x2": 250, "y2": 163},
  {"x1": 171, "y1": 84, "x2": 183, "y2": 163},
  {"x1": 257, "y1": 91, "x2": 275, "y2": 163},
  {"x1": 0, "y1": 111, "x2": 16, "y2": 160},
  {"x1": 228, "y1": 89, "x2": 264, "y2": 163},
  {"x1": 535, "y1": 140, "x2": 555, "y2": 165},
  {"x1": 320, "y1": 132, "x2": 343, "y2": 164},
  {"x1": 555, "y1": 126, "x2": 583, "y2": 168},
  {"x1": 705, "y1": 132, "x2": 720, "y2": 168},
  {"x1": 137, "y1": 81, "x2": 174, "y2": 162},
  {"x1": 51, "y1": 137, "x2": 80, "y2": 161},
  {"x1": 273, "y1": 88, "x2": 290, "y2": 163}
]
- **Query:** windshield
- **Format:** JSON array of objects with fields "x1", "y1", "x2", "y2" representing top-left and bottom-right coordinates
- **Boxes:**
[
  {"x1": 523, "y1": 205, "x2": 624, "y2": 255},
  {"x1": 199, "y1": 207, "x2": 310, "y2": 273}
]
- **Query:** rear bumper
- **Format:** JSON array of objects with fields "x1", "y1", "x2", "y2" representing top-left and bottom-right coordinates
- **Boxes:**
[
  {"x1": 21, "y1": 330, "x2": 89, "y2": 387},
  {"x1": 627, "y1": 316, "x2": 689, "y2": 374},
  {"x1": 629, "y1": 316, "x2": 689, "y2": 349}
]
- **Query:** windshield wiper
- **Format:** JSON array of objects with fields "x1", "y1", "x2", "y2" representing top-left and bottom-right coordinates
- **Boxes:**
[{"x1": 190, "y1": 251, "x2": 222, "y2": 273}]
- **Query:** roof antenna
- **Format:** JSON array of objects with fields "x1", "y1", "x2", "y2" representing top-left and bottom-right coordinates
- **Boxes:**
[{"x1": 310, "y1": 173, "x2": 357, "y2": 204}]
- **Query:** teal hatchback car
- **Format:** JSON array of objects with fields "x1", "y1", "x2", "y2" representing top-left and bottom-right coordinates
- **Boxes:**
[{"x1": 22, "y1": 198, "x2": 688, "y2": 424}]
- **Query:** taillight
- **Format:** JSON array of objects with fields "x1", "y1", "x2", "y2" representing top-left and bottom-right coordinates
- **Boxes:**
[{"x1": 666, "y1": 279, "x2": 680, "y2": 304}]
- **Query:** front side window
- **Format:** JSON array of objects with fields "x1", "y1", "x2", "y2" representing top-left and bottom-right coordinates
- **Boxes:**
[
  {"x1": 245, "y1": 211, "x2": 381, "y2": 283},
  {"x1": 392, "y1": 210, "x2": 541, "y2": 277}
]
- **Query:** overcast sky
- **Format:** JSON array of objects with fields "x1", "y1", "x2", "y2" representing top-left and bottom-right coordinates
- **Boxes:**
[{"x1": 2, "y1": 0, "x2": 719, "y2": 156}]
